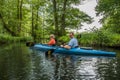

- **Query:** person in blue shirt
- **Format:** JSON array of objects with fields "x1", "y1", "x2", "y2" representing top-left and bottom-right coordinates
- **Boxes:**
[{"x1": 61, "y1": 32, "x2": 78, "y2": 49}]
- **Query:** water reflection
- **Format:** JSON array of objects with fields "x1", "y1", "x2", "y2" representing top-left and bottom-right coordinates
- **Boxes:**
[
  {"x1": 0, "y1": 44, "x2": 120, "y2": 80},
  {"x1": 0, "y1": 44, "x2": 31, "y2": 80},
  {"x1": 96, "y1": 57, "x2": 120, "y2": 80},
  {"x1": 30, "y1": 50, "x2": 118, "y2": 80},
  {"x1": 29, "y1": 50, "x2": 55, "y2": 80}
]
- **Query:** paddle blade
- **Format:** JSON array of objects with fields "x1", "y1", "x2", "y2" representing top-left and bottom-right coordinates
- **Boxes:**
[{"x1": 26, "y1": 42, "x2": 35, "y2": 47}]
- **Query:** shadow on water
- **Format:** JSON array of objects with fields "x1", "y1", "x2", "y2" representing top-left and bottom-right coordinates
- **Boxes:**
[{"x1": 0, "y1": 43, "x2": 120, "y2": 80}]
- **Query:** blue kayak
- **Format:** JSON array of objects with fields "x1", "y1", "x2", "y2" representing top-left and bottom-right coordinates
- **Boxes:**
[{"x1": 32, "y1": 44, "x2": 116, "y2": 57}]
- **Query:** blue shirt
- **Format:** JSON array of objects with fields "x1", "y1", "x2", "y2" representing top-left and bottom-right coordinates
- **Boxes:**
[{"x1": 68, "y1": 37, "x2": 78, "y2": 48}]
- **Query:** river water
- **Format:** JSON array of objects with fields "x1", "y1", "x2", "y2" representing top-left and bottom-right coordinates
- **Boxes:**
[{"x1": 0, "y1": 43, "x2": 120, "y2": 80}]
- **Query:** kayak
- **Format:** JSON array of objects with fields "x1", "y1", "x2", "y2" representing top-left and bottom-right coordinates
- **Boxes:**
[{"x1": 31, "y1": 44, "x2": 116, "y2": 57}]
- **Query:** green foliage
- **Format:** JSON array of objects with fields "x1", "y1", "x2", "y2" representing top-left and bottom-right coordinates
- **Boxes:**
[
  {"x1": 79, "y1": 30, "x2": 120, "y2": 47},
  {"x1": 0, "y1": 0, "x2": 119, "y2": 48},
  {"x1": 45, "y1": 0, "x2": 93, "y2": 36},
  {"x1": 58, "y1": 35, "x2": 69, "y2": 44},
  {"x1": 92, "y1": 29, "x2": 110, "y2": 46},
  {"x1": 96, "y1": 0, "x2": 120, "y2": 33},
  {"x1": 0, "y1": 34, "x2": 32, "y2": 44},
  {"x1": 65, "y1": 8, "x2": 93, "y2": 29},
  {"x1": 108, "y1": 33, "x2": 120, "y2": 47},
  {"x1": 0, "y1": 0, "x2": 92, "y2": 41}
]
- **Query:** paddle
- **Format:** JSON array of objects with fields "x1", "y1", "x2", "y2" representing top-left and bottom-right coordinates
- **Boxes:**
[{"x1": 80, "y1": 47, "x2": 93, "y2": 50}]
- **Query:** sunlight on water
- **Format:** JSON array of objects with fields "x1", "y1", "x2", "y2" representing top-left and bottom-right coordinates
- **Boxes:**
[{"x1": 76, "y1": 57, "x2": 97, "y2": 79}]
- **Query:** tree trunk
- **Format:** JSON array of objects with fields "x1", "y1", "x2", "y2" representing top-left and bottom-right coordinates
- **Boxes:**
[
  {"x1": 31, "y1": 4, "x2": 35, "y2": 42},
  {"x1": 17, "y1": 0, "x2": 23, "y2": 36},
  {"x1": 34, "y1": 9, "x2": 39, "y2": 42},
  {"x1": 60, "y1": 0, "x2": 67, "y2": 36},
  {"x1": 17, "y1": 0, "x2": 20, "y2": 34},
  {"x1": 35, "y1": 8, "x2": 39, "y2": 30},
  {"x1": 19, "y1": 0, "x2": 23, "y2": 34},
  {"x1": 52, "y1": 0, "x2": 59, "y2": 38}
]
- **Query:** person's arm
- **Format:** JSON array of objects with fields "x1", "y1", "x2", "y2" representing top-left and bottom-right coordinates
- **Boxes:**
[
  {"x1": 60, "y1": 39, "x2": 73, "y2": 49},
  {"x1": 63, "y1": 45, "x2": 71, "y2": 49},
  {"x1": 64, "y1": 39, "x2": 74, "y2": 49}
]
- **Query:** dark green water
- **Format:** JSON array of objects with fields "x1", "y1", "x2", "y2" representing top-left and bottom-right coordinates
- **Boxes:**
[{"x1": 0, "y1": 43, "x2": 120, "y2": 80}]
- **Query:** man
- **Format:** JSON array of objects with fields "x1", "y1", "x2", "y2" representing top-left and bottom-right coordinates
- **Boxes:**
[
  {"x1": 48, "y1": 34, "x2": 56, "y2": 46},
  {"x1": 61, "y1": 32, "x2": 78, "y2": 49}
]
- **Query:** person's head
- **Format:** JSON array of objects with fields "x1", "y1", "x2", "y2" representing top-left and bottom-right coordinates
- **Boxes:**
[
  {"x1": 69, "y1": 32, "x2": 74, "y2": 38},
  {"x1": 50, "y1": 34, "x2": 55, "y2": 39}
]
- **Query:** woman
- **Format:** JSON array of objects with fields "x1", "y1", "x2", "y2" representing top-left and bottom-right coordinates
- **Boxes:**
[{"x1": 48, "y1": 34, "x2": 56, "y2": 46}]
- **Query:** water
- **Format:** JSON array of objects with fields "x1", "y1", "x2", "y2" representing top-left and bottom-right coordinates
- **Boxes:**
[{"x1": 0, "y1": 43, "x2": 120, "y2": 80}]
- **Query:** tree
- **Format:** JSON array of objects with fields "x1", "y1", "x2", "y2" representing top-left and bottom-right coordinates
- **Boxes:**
[
  {"x1": 47, "y1": 0, "x2": 92, "y2": 37},
  {"x1": 17, "y1": 0, "x2": 23, "y2": 35},
  {"x1": 0, "y1": 0, "x2": 92, "y2": 42},
  {"x1": 29, "y1": 0, "x2": 47, "y2": 42},
  {"x1": 96, "y1": 0, "x2": 120, "y2": 33},
  {"x1": 0, "y1": 0, "x2": 17, "y2": 36}
]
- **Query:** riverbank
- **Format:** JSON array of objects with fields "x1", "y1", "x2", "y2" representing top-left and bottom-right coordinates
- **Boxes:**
[
  {"x1": 79, "y1": 32, "x2": 120, "y2": 49},
  {"x1": 0, "y1": 34, "x2": 32, "y2": 45}
]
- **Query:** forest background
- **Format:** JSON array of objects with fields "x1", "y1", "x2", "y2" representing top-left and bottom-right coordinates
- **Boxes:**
[{"x1": 0, "y1": 0, "x2": 120, "y2": 48}]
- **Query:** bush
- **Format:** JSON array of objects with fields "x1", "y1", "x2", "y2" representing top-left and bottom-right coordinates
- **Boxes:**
[
  {"x1": 79, "y1": 31, "x2": 120, "y2": 47},
  {"x1": 58, "y1": 35, "x2": 69, "y2": 45}
]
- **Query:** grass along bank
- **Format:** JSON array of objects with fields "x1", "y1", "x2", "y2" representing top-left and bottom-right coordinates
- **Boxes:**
[
  {"x1": 79, "y1": 31, "x2": 120, "y2": 48},
  {"x1": 0, "y1": 34, "x2": 32, "y2": 44}
]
